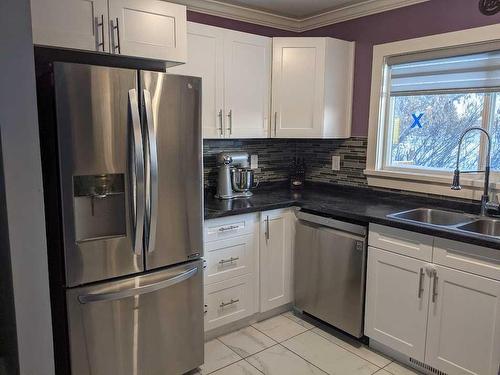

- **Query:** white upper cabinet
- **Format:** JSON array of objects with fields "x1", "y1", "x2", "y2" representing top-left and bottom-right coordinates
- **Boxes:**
[
  {"x1": 169, "y1": 23, "x2": 271, "y2": 139},
  {"x1": 31, "y1": 0, "x2": 109, "y2": 52},
  {"x1": 272, "y1": 37, "x2": 354, "y2": 138},
  {"x1": 31, "y1": 0, "x2": 187, "y2": 63},
  {"x1": 168, "y1": 23, "x2": 224, "y2": 138},
  {"x1": 108, "y1": 0, "x2": 186, "y2": 62},
  {"x1": 224, "y1": 30, "x2": 271, "y2": 138}
]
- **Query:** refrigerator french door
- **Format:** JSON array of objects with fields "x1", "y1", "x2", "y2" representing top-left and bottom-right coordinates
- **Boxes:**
[{"x1": 52, "y1": 62, "x2": 203, "y2": 375}]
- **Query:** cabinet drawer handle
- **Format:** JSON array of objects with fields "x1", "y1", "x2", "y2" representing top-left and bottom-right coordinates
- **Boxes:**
[
  {"x1": 431, "y1": 269, "x2": 438, "y2": 303},
  {"x1": 417, "y1": 268, "x2": 425, "y2": 298},
  {"x1": 204, "y1": 304, "x2": 208, "y2": 314},
  {"x1": 218, "y1": 225, "x2": 239, "y2": 232},
  {"x1": 219, "y1": 298, "x2": 239, "y2": 308},
  {"x1": 219, "y1": 257, "x2": 239, "y2": 265}
]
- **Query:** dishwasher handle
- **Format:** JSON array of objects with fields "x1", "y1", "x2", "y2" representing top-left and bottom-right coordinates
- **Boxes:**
[{"x1": 296, "y1": 211, "x2": 366, "y2": 237}]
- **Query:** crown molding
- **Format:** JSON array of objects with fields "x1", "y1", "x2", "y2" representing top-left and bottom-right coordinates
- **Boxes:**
[
  {"x1": 299, "y1": 0, "x2": 430, "y2": 31},
  {"x1": 171, "y1": 0, "x2": 430, "y2": 32},
  {"x1": 173, "y1": 0, "x2": 300, "y2": 31}
]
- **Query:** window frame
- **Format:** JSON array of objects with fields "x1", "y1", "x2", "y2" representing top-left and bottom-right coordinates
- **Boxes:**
[{"x1": 365, "y1": 24, "x2": 500, "y2": 201}]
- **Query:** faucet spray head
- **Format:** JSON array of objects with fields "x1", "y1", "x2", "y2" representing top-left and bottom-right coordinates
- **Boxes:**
[{"x1": 451, "y1": 169, "x2": 462, "y2": 190}]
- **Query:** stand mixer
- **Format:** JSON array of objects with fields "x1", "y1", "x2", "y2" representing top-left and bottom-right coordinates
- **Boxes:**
[{"x1": 215, "y1": 152, "x2": 258, "y2": 199}]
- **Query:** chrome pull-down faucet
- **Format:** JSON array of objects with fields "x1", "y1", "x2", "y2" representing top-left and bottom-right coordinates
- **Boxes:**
[{"x1": 451, "y1": 126, "x2": 499, "y2": 216}]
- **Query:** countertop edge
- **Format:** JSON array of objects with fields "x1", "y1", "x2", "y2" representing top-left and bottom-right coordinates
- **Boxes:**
[{"x1": 204, "y1": 200, "x2": 500, "y2": 250}]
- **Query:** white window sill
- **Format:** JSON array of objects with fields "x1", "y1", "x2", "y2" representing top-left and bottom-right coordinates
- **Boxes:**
[{"x1": 364, "y1": 169, "x2": 500, "y2": 201}]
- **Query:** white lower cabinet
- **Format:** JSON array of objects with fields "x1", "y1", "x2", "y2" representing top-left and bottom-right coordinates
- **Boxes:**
[
  {"x1": 203, "y1": 210, "x2": 295, "y2": 331},
  {"x1": 366, "y1": 225, "x2": 500, "y2": 375},
  {"x1": 425, "y1": 265, "x2": 500, "y2": 375},
  {"x1": 365, "y1": 247, "x2": 430, "y2": 361},
  {"x1": 204, "y1": 274, "x2": 254, "y2": 332},
  {"x1": 259, "y1": 209, "x2": 295, "y2": 313},
  {"x1": 203, "y1": 214, "x2": 259, "y2": 332}
]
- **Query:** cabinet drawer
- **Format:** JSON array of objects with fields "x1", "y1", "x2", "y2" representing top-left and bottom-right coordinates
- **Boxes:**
[
  {"x1": 204, "y1": 274, "x2": 254, "y2": 331},
  {"x1": 369, "y1": 224, "x2": 433, "y2": 261},
  {"x1": 204, "y1": 235, "x2": 254, "y2": 285},
  {"x1": 204, "y1": 214, "x2": 257, "y2": 242},
  {"x1": 433, "y1": 238, "x2": 500, "y2": 281}
]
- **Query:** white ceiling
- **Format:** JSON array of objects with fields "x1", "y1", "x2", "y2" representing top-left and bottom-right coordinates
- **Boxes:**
[{"x1": 213, "y1": 0, "x2": 369, "y2": 19}]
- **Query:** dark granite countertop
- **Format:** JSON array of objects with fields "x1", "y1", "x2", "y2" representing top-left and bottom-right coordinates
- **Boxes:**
[{"x1": 205, "y1": 183, "x2": 500, "y2": 250}]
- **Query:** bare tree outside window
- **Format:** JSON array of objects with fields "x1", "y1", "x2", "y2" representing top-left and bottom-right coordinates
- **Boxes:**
[{"x1": 388, "y1": 93, "x2": 499, "y2": 172}]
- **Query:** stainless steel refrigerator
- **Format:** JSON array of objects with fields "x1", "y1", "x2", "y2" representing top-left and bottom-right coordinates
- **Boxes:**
[{"x1": 52, "y1": 62, "x2": 203, "y2": 375}]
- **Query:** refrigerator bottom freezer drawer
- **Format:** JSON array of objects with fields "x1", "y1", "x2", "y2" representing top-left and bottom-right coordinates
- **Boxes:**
[{"x1": 66, "y1": 260, "x2": 203, "y2": 375}]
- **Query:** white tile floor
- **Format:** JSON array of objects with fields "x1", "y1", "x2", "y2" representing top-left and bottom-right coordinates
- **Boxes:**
[{"x1": 191, "y1": 311, "x2": 424, "y2": 375}]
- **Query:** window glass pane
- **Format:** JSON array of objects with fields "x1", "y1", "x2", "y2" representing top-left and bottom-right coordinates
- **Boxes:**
[
  {"x1": 389, "y1": 93, "x2": 485, "y2": 171},
  {"x1": 491, "y1": 94, "x2": 500, "y2": 171}
]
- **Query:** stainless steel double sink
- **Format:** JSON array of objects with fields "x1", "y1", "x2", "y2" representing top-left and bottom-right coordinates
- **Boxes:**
[{"x1": 388, "y1": 208, "x2": 500, "y2": 239}]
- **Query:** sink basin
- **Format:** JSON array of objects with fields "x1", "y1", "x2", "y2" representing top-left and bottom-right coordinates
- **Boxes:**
[
  {"x1": 389, "y1": 208, "x2": 475, "y2": 226},
  {"x1": 456, "y1": 219, "x2": 500, "y2": 237}
]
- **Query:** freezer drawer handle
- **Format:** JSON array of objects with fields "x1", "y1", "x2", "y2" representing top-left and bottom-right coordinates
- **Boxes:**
[
  {"x1": 77, "y1": 266, "x2": 198, "y2": 304},
  {"x1": 219, "y1": 298, "x2": 239, "y2": 308}
]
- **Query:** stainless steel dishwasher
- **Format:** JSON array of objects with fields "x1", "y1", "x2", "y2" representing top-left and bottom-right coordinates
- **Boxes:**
[{"x1": 294, "y1": 211, "x2": 367, "y2": 338}]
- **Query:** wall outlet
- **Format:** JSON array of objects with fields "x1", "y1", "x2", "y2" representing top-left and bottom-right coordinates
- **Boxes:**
[
  {"x1": 250, "y1": 154, "x2": 258, "y2": 169},
  {"x1": 331, "y1": 155, "x2": 341, "y2": 171}
]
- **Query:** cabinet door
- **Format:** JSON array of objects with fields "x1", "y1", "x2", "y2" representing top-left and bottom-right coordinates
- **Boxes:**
[
  {"x1": 260, "y1": 210, "x2": 294, "y2": 312},
  {"x1": 365, "y1": 247, "x2": 430, "y2": 362},
  {"x1": 425, "y1": 265, "x2": 500, "y2": 375},
  {"x1": 108, "y1": 0, "x2": 187, "y2": 62},
  {"x1": 31, "y1": 0, "x2": 108, "y2": 52},
  {"x1": 224, "y1": 31, "x2": 271, "y2": 138},
  {"x1": 169, "y1": 22, "x2": 224, "y2": 139},
  {"x1": 272, "y1": 38, "x2": 325, "y2": 138}
]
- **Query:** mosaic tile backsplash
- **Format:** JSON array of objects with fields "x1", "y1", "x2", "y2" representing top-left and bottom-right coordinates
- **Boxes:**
[{"x1": 203, "y1": 137, "x2": 368, "y2": 188}]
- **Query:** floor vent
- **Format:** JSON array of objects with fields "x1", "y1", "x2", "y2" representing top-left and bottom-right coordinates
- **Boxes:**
[{"x1": 409, "y1": 358, "x2": 447, "y2": 375}]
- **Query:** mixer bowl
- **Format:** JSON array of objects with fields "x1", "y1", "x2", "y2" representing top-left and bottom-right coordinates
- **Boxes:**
[{"x1": 231, "y1": 168, "x2": 255, "y2": 192}]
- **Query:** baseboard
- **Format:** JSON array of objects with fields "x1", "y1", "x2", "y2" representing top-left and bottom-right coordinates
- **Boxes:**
[
  {"x1": 204, "y1": 303, "x2": 292, "y2": 341},
  {"x1": 370, "y1": 340, "x2": 446, "y2": 375}
]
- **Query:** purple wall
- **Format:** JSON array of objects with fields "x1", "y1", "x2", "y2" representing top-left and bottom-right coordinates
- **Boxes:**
[
  {"x1": 189, "y1": 0, "x2": 500, "y2": 136},
  {"x1": 302, "y1": 0, "x2": 500, "y2": 136}
]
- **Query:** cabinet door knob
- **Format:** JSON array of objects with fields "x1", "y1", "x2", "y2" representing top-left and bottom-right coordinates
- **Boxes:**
[
  {"x1": 274, "y1": 112, "x2": 278, "y2": 137},
  {"x1": 95, "y1": 14, "x2": 105, "y2": 51},
  {"x1": 265, "y1": 216, "x2": 270, "y2": 240},
  {"x1": 227, "y1": 110, "x2": 233, "y2": 135},
  {"x1": 110, "y1": 17, "x2": 121, "y2": 54},
  {"x1": 417, "y1": 268, "x2": 425, "y2": 298},
  {"x1": 218, "y1": 109, "x2": 224, "y2": 137},
  {"x1": 431, "y1": 269, "x2": 438, "y2": 303}
]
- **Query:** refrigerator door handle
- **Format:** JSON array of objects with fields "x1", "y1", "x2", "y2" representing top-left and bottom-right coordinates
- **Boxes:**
[
  {"x1": 128, "y1": 89, "x2": 145, "y2": 255},
  {"x1": 143, "y1": 89, "x2": 158, "y2": 254},
  {"x1": 78, "y1": 266, "x2": 198, "y2": 304}
]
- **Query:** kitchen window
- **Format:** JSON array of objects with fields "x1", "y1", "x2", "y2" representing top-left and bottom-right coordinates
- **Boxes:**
[
  {"x1": 385, "y1": 50, "x2": 500, "y2": 173},
  {"x1": 366, "y1": 24, "x2": 500, "y2": 199}
]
